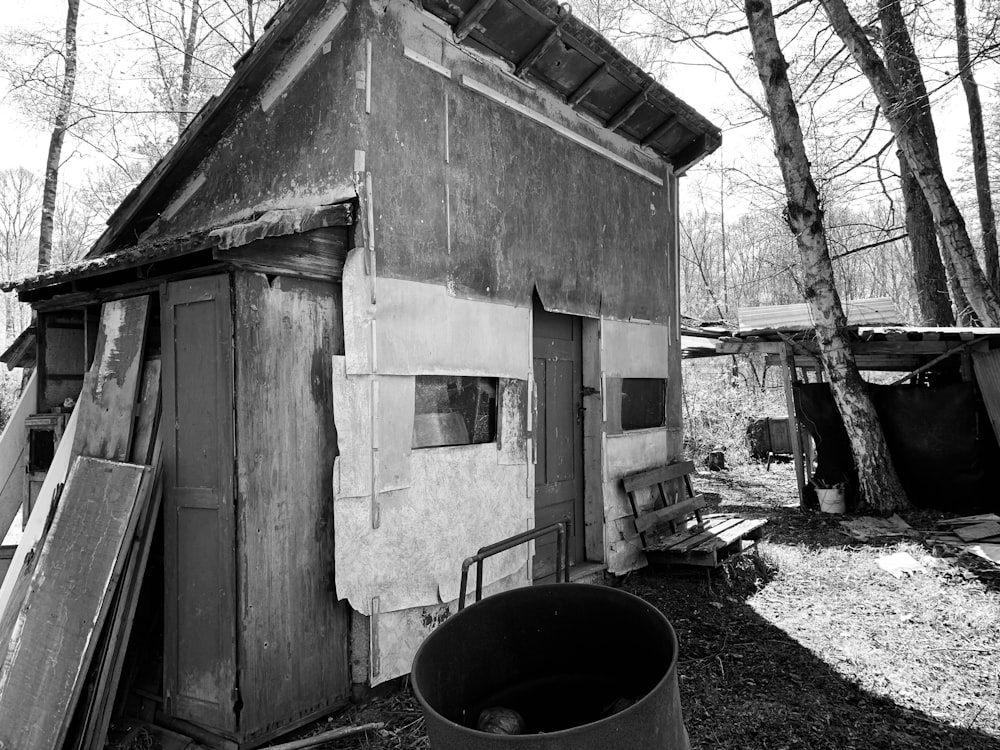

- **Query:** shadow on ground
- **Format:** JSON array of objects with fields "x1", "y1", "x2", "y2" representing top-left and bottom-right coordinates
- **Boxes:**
[{"x1": 622, "y1": 559, "x2": 1000, "y2": 750}]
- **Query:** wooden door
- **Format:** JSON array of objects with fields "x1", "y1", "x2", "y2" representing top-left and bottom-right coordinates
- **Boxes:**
[
  {"x1": 162, "y1": 275, "x2": 238, "y2": 733},
  {"x1": 532, "y1": 300, "x2": 585, "y2": 580}
]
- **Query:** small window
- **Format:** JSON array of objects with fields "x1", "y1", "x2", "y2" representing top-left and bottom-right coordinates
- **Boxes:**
[
  {"x1": 621, "y1": 378, "x2": 666, "y2": 431},
  {"x1": 413, "y1": 375, "x2": 498, "y2": 448}
]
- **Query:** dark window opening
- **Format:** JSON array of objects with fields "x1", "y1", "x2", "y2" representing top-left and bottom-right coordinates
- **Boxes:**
[
  {"x1": 28, "y1": 428, "x2": 56, "y2": 473},
  {"x1": 621, "y1": 378, "x2": 666, "y2": 431},
  {"x1": 413, "y1": 375, "x2": 498, "y2": 448}
]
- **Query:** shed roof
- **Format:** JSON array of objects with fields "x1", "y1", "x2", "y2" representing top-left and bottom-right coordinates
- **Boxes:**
[
  {"x1": 84, "y1": 0, "x2": 718, "y2": 260},
  {"x1": 421, "y1": 0, "x2": 721, "y2": 172}
]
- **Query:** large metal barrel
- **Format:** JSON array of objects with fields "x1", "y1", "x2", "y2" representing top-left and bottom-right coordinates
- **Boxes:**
[{"x1": 410, "y1": 583, "x2": 689, "y2": 749}]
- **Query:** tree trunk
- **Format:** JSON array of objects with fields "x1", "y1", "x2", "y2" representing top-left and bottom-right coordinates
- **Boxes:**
[
  {"x1": 744, "y1": 0, "x2": 909, "y2": 514},
  {"x1": 178, "y1": 0, "x2": 202, "y2": 133},
  {"x1": 878, "y1": 0, "x2": 954, "y2": 326},
  {"x1": 955, "y1": 0, "x2": 1000, "y2": 294},
  {"x1": 38, "y1": 0, "x2": 81, "y2": 272},
  {"x1": 820, "y1": 0, "x2": 1000, "y2": 326}
]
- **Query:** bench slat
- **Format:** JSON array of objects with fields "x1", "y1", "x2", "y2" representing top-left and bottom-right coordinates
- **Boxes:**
[
  {"x1": 683, "y1": 518, "x2": 767, "y2": 553},
  {"x1": 634, "y1": 495, "x2": 707, "y2": 534},
  {"x1": 648, "y1": 516, "x2": 742, "y2": 552},
  {"x1": 622, "y1": 460, "x2": 696, "y2": 493}
]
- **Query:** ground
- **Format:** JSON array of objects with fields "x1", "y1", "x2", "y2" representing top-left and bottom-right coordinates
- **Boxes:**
[{"x1": 247, "y1": 464, "x2": 1000, "y2": 749}]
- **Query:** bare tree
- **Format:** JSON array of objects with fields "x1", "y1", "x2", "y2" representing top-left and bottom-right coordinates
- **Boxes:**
[
  {"x1": 745, "y1": 0, "x2": 909, "y2": 513},
  {"x1": 0, "y1": 169, "x2": 42, "y2": 341},
  {"x1": 819, "y1": 0, "x2": 1000, "y2": 326},
  {"x1": 954, "y1": 0, "x2": 999, "y2": 294},
  {"x1": 878, "y1": 0, "x2": 955, "y2": 326},
  {"x1": 37, "y1": 0, "x2": 81, "y2": 272},
  {"x1": 52, "y1": 185, "x2": 102, "y2": 268}
]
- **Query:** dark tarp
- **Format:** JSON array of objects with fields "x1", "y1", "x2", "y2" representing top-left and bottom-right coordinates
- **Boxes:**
[{"x1": 794, "y1": 382, "x2": 999, "y2": 512}]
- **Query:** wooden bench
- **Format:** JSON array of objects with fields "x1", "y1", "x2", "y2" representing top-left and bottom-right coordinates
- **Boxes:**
[{"x1": 622, "y1": 461, "x2": 767, "y2": 572}]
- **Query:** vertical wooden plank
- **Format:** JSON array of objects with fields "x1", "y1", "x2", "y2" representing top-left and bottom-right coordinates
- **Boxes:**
[
  {"x1": 580, "y1": 318, "x2": 604, "y2": 563},
  {"x1": 129, "y1": 358, "x2": 162, "y2": 466},
  {"x1": 667, "y1": 174, "x2": 684, "y2": 462},
  {"x1": 233, "y1": 273, "x2": 350, "y2": 743},
  {"x1": 0, "y1": 458, "x2": 149, "y2": 749},
  {"x1": 162, "y1": 275, "x2": 238, "y2": 734},
  {"x1": 0, "y1": 371, "x2": 37, "y2": 546},
  {"x1": 72, "y1": 296, "x2": 151, "y2": 462},
  {"x1": 780, "y1": 343, "x2": 806, "y2": 507}
]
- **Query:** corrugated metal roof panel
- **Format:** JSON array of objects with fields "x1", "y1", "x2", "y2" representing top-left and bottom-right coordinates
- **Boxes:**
[{"x1": 737, "y1": 297, "x2": 903, "y2": 335}]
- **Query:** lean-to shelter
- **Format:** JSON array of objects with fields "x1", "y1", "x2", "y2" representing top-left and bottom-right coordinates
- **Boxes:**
[{"x1": 0, "y1": 0, "x2": 719, "y2": 744}]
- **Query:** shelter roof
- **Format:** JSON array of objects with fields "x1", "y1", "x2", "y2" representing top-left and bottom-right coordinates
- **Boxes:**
[{"x1": 736, "y1": 297, "x2": 902, "y2": 336}]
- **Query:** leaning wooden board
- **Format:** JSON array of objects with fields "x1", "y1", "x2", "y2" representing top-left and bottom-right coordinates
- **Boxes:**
[
  {"x1": 0, "y1": 457, "x2": 152, "y2": 749},
  {"x1": 72, "y1": 296, "x2": 150, "y2": 462}
]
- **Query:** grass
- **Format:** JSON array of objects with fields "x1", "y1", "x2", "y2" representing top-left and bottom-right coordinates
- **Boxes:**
[{"x1": 291, "y1": 463, "x2": 1000, "y2": 750}]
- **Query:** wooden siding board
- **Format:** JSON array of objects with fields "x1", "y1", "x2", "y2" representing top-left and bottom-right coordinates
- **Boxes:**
[
  {"x1": 214, "y1": 226, "x2": 350, "y2": 280},
  {"x1": 129, "y1": 358, "x2": 162, "y2": 465},
  {"x1": 162, "y1": 275, "x2": 238, "y2": 734},
  {"x1": 72, "y1": 296, "x2": 151, "y2": 462},
  {"x1": 234, "y1": 274, "x2": 350, "y2": 740},
  {"x1": 0, "y1": 458, "x2": 149, "y2": 749}
]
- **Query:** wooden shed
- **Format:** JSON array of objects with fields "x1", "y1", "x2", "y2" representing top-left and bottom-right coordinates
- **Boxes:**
[{"x1": 0, "y1": 0, "x2": 719, "y2": 745}]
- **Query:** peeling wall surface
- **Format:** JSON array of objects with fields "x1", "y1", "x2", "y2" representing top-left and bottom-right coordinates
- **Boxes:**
[
  {"x1": 335, "y1": 247, "x2": 532, "y2": 683},
  {"x1": 129, "y1": 0, "x2": 688, "y2": 684}
]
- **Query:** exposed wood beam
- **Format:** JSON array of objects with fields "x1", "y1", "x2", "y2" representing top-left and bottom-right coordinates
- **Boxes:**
[
  {"x1": 720, "y1": 338, "x2": 981, "y2": 357},
  {"x1": 455, "y1": 0, "x2": 498, "y2": 41},
  {"x1": 779, "y1": 343, "x2": 806, "y2": 508},
  {"x1": 606, "y1": 82, "x2": 653, "y2": 132},
  {"x1": 888, "y1": 336, "x2": 990, "y2": 385},
  {"x1": 514, "y1": 8, "x2": 573, "y2": 78},
  {"x1": 641, "y1": 114, "x2": 677, "y2": 147},
  {"x1": 670, "y1": 133, "x2": 708, "y2": 170},
  {"x1": 567, "y1": 63, "x2": 606, "y2": 106}
]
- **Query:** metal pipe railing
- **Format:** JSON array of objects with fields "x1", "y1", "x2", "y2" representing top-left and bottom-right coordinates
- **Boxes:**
[{"x1": 458, "y1": 518, "x2": 571, "y2": 610}]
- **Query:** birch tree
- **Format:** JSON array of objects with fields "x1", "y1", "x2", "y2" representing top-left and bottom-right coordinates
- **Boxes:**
[
  {"x1": 744, "y1": 0, "x2": 909, "y2": 513},
  {"x1": 37, "y1": 0, "x2": 81, "y2": 272},
  {"x1": 819, "y1": 0, "x2": 1000, "y2": 326}
]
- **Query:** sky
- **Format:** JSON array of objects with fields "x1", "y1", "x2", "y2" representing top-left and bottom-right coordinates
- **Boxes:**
[
  {"x1": 0, "y1": 0, "x2": 64, "y2": 174},
  {"x1": 0, "y1": 0, "x2": 992, "y2": 208}
]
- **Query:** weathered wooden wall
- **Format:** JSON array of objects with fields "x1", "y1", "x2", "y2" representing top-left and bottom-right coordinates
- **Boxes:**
[
  {"x1": 140, "y1": 0, "x2": 678, "y2": 324},
  {"x1": 233, "y1": 273, "x2": 350, "y2": 740}
]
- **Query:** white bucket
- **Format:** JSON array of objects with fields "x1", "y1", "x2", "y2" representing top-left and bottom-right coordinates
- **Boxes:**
[{"x1": 816, "y1": 488, "x2": 846, "y2": 514}]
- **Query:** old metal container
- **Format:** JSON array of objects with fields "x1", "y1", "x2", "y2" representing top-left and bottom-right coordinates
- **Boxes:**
[{"x1": 410, "y1": 583, "x2": 689, "y2": 749}]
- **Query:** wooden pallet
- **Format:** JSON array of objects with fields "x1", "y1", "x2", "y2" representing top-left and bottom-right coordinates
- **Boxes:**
[
  {"x1": 623, "y1": 461, "x2": 767, "y2": 573},
  {"x1": 645, "y1": 513, "x2": 767, "y2": 567}
]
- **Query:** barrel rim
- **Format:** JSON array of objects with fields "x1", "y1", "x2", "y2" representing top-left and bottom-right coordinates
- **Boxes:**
[{"x1": 410, "y1": 582, "x2": 681, "y2": 740}]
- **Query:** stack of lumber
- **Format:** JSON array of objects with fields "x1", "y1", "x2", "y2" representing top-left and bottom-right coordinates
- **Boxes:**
[
  {"x1": 925, "y1": 513, "x2": 1000, "y2": 566},
  {"x1": 0, "y1": 296, "x2": 162, "y2": 749}
]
